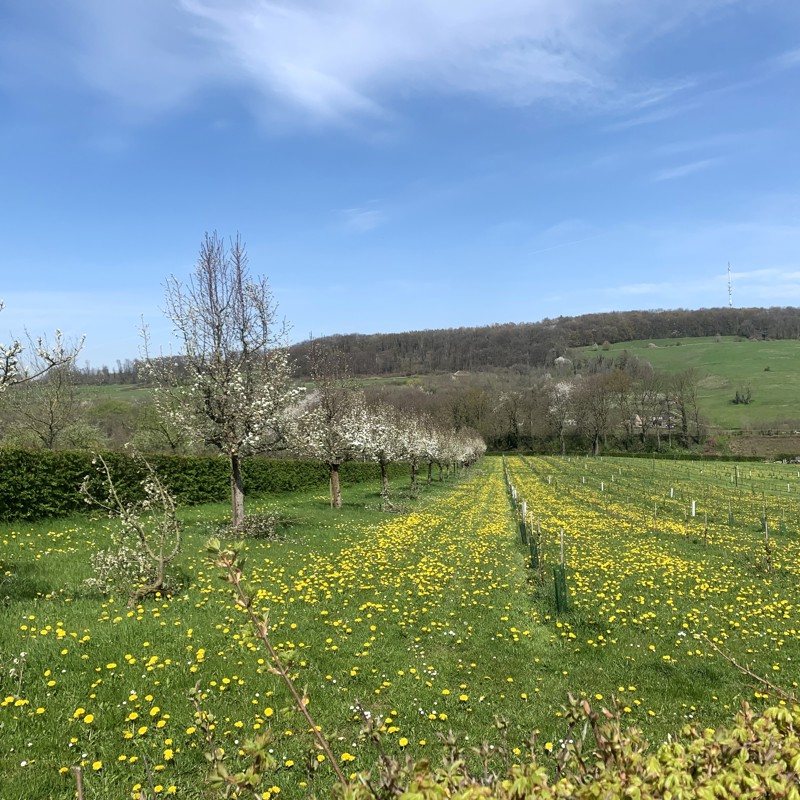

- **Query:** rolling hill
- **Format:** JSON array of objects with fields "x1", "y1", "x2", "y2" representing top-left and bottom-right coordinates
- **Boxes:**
[{"x1": 586, "y1": 336, "x2": 800, "y2": 431}]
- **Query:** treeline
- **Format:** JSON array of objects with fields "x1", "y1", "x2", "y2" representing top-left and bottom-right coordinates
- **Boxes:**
[
  {"x1": 65, "y1": 306, "x2": 800, "y2": 384},
  {"x1": 290, "y1": 306, "x2": 800, "y2": 376},
  {"x1": 72, "y1": 358, "x2": 141, "y2": 385},
  {"x1": 362, "y1": 352, "x2": 703, "y2": 454}
]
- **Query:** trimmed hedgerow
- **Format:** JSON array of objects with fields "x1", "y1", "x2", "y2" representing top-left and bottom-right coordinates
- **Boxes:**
[{"x1": 0, "y1": 448, "x2": 407, "y2": 521}]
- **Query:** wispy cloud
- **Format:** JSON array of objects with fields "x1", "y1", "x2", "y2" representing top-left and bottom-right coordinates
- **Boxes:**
[
  {"x1": 0, "y1": 0, "x2": 742, "y2": 127},
  {"x1": 770, "y1": 47, "x2": 800, "y2": 70},
  {"x1": 653, "y1": 157, "x2": 722, "y2": 182},
  {"x1": 734, "y1": 267, "x2": 800, "y2": 284},
  {"x1": 654, "y1": 130, "x2": 769, "y2": 157},
  {"x1": 176, "y1": 0, "x2": 616, "y2": 120},
  {"x1": 595, "y1": 230, "x2": 800, "y2": 309},
  {"x1": 526, "y1": 219, "x2": 604, "y2": 255},
  {"x1": 603, "y1": 274, "x2": 728, "y2": 303},
  {"x1": 728, "y1": 267, "x2": 800, "y2": 303},
  {"x1": 605, "y1": 40, "x2": 800, "y2": 134},
  {"x1": 613, "y1": 281, "x2": 673, "y2": 296},
  {"x1": 603, "y1": 99, "x2": 700, "y2": 132},
  {"x1": 339, "y1": 206, "x2": 387, "y2": 233}
]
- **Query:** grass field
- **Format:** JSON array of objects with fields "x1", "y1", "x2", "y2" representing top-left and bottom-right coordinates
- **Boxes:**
[
  {"x1": 583, "y1": 336, "x2": 800, "y2": 430},
  {"x1": 75, "y1": 384, "x2": 153, "y2": 398},
  {"x1": 2, "y1": 456, "x2": 800, "y2": 799}
]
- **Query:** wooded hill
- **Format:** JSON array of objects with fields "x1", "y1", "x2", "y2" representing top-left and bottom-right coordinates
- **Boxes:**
[{"x1": 289, "y1": 306, "x2": 800, "y2": 377}]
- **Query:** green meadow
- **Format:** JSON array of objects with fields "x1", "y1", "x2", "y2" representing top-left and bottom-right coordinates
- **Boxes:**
[
  {"x1": 587, "y1": 336, "x2": 800, "y2": 430},
  {"x1": 2, "y1": 456, "x2": 800, "y2": 799}
]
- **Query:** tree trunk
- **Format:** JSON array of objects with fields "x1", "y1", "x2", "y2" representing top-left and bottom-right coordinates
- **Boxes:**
[
  {"x1": 380, "y1": 461, "x2": 389, "y2": 507},
  {"x1": 329, "y1": 463, "x2": 342, "y2": 509},
  {"x1": 230, "y1": 452, "x2": 245, "y2": 528},
  {"x1": 410, "y1": 462, "x2": 418, "y2": 494},
  {"x1": 680, "y1": 406, "x2": 689, "y2": 447},
  {"x1": 426, "y1": 461, "x2": 432, "y2": 486}
]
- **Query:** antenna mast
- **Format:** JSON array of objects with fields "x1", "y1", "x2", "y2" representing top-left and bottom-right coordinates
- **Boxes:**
[{"x1": 727, "y1": 263, "x2": 733, "y2": 308}]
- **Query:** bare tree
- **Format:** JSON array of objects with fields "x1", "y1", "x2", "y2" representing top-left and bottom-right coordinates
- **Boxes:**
[
  {"x1": 496, "y1": 390, "x2": 524, "y2": 450},
  {"x1": 143, "y1": 232, "x2": 296, "y2": 528},
  {"x1": 546, "y1": 379, "x2": 574, "y2": 456},
  {"x1": 606, "y1": 369, "x2": 635, "y2": 449},
  {"x1": 574, "y1": 372, "x2": 616, "y2": 456},
  {"x1": 0, "y1": 362, "x2": 80, "y2": 449},
  {"x1": 629, "y1": 369, "x2": 664, "y2": 447},
  {"x1": 671, "y1": 369, "x2": 704, "y2": 447}
]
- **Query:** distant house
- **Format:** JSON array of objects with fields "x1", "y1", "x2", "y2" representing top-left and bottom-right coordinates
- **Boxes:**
[{"x1": 632, "y1": 413, "x2": 678, "y2": 431}]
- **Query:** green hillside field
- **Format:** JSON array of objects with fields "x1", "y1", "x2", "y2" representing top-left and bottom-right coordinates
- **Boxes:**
[{"x1": 582, "y1": 336, "x2": 800, "y2": 431}]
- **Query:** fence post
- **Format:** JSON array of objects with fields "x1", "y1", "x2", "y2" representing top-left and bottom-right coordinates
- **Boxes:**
[
  {"x1": 553, "y1": 528, "x2": 569, "y2": 613},
  {"x1": 529, "y1": 536, "x2": 539, "y2": 570}
]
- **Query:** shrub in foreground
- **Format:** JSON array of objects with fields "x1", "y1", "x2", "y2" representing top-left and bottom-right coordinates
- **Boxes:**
[
  {"x1": 335, "y1": 700, "x2": 800, "y2": 800},
  {"x1": 80, "y1": 453, "x2": 182, "y2": 607}
]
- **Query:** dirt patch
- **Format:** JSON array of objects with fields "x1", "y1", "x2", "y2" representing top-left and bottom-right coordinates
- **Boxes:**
[
  {"x1": 698, "y1": 374, "x2": 730, "y2": 390},
  {"x1": 726, "y1": 434, "x2": 800, "y2": 458}
]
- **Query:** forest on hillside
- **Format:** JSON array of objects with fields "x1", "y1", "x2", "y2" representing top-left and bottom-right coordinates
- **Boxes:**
[
  {"x1": 290, "y1": 306, "x2": 800, "y2": 376},
  {"x1": 60, "y1": 307, "x2": 800, "y2": 385}
]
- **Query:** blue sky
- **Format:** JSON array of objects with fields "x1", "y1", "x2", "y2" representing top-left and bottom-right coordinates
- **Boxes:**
[{"x1": 1, "y1": 1, "x2": 799, "y2": 368}]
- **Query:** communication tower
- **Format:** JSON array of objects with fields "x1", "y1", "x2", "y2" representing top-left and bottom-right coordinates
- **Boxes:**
[{"x1": 727, "y1": 263, "x2": 733, "y2": 308}]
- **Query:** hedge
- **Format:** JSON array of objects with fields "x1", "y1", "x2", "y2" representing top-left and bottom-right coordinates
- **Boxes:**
[{"x1": 0, "y1": 449, "x2": 408, "y2": 521}]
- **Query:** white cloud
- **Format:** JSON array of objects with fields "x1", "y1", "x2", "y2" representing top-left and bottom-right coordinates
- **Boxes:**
[
  {"x1": 603, "y1": 101, "x2": 700, "y2": 132},
  {"x1": 598, "y1": 257, "x2": 800, "y2": 311},
  {"x1": 526, "y1": 219, "x2": 604, "y2": 255},
  {"x1": 653, "y1": 158, "x2": 722, "y2": 182},
  {"x1": 1, "y1": 0, "x2": 742, "y2": 126},
  {"x1": 177, "y1": 0, "x2": 613, "y2": 119},
  {"x1": 654, "y1": 130, "x2": 769, "y2": 156},
  {"x1": 340, "y1": 207, "x2": 387, "y2": 233},
  {"x1": 734, "y1": 267, "x2": 800, "y2": 284},
  {"x1": 771, "y1": 47, "x2": 800, "y2": 70},
  {"x1": 613, "y1": 281, "x2": 673, "y2": 296}
]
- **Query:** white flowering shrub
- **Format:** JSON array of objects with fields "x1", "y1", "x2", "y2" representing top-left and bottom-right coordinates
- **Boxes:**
[
  {"x1": 211, "y1": 510, "x2": 284, "y2": 540},
  {"x1": 84, "y1": 542, "x2": 153, "y2": 596},
  {"x1": 80, "y1": 452, "x2": 182, "y2": 607}
]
